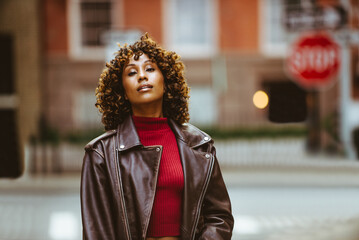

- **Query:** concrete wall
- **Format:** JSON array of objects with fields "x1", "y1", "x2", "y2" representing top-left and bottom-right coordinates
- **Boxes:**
[{"x1": 0, "y1": 0, "x2": 42, "y2": 162}]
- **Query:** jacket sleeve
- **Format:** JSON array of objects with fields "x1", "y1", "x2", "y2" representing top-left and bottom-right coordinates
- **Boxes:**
[
  {"x1": 197, "y1": 146, "x2": 234, "y2": 240},
  {"x1": 81, "y1": 148, "x2": 118, "y2": 240}
]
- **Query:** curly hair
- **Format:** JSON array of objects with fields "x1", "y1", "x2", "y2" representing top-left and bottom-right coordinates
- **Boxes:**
[{"x1": 95, "y1": 33, "x2": 190, "y2": 130}]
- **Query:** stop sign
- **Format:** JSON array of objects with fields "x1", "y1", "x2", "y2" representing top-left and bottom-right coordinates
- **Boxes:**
[{"x1": 287, "y1": 32, "x2": 340, "y2": 89}]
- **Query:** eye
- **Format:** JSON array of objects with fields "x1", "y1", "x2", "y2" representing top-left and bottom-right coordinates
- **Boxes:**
[
  {"x1": 146, "y1": 67, "x2": 155, "y2": 72},
  {"x1": 128, "y1": 71, "x2": 137, "y2": 76}
]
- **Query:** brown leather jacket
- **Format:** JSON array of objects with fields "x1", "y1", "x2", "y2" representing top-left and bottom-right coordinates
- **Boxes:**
[{"x1": 81, "y1": 115, "x2": 234, "y2": 240}]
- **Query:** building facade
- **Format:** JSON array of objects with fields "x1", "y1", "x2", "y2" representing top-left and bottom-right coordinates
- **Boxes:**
[{"x1": 41, "y1": 0, "x2": 358, "y2": 154}]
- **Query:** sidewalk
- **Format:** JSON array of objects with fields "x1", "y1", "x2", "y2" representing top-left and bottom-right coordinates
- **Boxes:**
[
  {"x1": 0, "y1": 173, "x2": 81, "y2": 192},
  {"x1": 1, "y1": 159, "x2": 359, "y2": 192},
  {"x1": 216, "y1": 138, "x2": 359, "y2": 187},
  {"x1": 2, "y1": 137, "x2": 358, "y2": 191}
]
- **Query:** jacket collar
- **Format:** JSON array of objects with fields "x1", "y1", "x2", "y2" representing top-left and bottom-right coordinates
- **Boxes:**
[
  {"x1": 168, "y1": 118, "x2": 212, "y2": 148},
  {"x1": 116, "y1": 114, "x2": 142, "y2": 151},
  {"x1": 116, "y1": 114, "x2": 211, "y2": 151}
]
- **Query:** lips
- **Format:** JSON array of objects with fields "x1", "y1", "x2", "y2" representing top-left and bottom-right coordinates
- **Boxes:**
[{"x1": 137, "y1": 84, "x2": 153, "y2": 92}]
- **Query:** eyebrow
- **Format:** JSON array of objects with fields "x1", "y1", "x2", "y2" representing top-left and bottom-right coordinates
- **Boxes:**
[{"x1": 124, "y1": 60, "x2": 154, "y2": 69}]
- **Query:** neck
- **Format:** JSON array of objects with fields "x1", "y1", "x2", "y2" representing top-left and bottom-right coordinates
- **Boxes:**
[{"x1": 131, "y1": 102, "x2": 163, "y2": 118}]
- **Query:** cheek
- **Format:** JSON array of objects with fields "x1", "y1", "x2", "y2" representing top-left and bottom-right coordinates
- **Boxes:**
[{"x1": 122, "y1": 78, "x2": 132, "y2": 94}]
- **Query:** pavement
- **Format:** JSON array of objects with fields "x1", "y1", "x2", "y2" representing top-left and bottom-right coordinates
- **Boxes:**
[
  {"x1": 2, "y1": 171, "x2": 359, "y2": 240},
  {"x1": 2, "y1": 159, "x2": 359, "y2": 192}
]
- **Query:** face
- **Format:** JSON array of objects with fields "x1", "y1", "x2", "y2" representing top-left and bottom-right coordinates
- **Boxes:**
[{"x1": 122, "y1": 54, "x2": 165, "y2": 114}]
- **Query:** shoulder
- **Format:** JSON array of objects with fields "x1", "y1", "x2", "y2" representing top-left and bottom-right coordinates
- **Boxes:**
[
  {"x1": 84, "y1": 129, "x2": 117, "y2": 151},
  {"x1": 181, "y1": 122, "x2": 210, "y2": 138},
  {"x1": 177, "y1": 122, "x2": 213, "y2": 148}
]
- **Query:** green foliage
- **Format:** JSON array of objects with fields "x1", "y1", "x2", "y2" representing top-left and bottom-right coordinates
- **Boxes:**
[
  {"x1": 34, "y1": 126, "x2": 307, "y2": 145},
  {"x1": 38, "y1": 126, "x2": 60, "y2": 145},
  {"x1": 200, "y1": 126, "x2": 307, "y2": 140},
  {"x1": 63, "y1": 129, "x2": 105, "y2": 145}
]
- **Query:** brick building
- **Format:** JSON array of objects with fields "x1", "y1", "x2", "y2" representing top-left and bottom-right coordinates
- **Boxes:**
[
  {"x1": 41, "y1": 0, "x2": 355, "y2": 148},
  {"x1": 42, "y1": 0, "x2": 290, "y2": 131}
]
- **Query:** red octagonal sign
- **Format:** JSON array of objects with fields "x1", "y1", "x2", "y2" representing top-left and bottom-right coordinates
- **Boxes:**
[{"x1": 287, "y1": 32, "x2": 341, "y2": 89}]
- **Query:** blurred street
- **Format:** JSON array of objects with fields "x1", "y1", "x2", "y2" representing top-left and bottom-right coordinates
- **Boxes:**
[
  {"x1": 0, "y1": 187, "x2": 81, "y2": 240},
  {"x1": 1, "y1": 139, "x2": 359, "y2": 240},
  {"x1": 2, "y1": 174, "x2": 359, "y2": 240}
]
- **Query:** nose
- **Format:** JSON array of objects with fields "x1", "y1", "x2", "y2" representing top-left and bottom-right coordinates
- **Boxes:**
[{"x1": 138, "y1": 69, "x2": 147, "y2": 82}]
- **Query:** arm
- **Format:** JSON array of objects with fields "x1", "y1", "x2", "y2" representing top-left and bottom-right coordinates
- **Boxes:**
[
  {"x1": 197, "y1": 147, "x2": 234, "y2": 240},
  {"x1": 81, "y1": 148, "x2": 117, "y2": 240}
]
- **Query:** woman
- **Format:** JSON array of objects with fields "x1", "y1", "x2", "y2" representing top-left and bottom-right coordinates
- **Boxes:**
[{"x1": 81, "y1": 33, "x2": 234, "y2": 240}]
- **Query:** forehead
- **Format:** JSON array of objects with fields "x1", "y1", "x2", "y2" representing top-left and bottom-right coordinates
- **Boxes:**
[{"x1": 127, "y1": 53, "x2": 152, "y2": 64}]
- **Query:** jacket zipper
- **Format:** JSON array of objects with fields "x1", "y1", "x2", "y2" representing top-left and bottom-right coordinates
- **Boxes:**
[
  {"x1": 190, "y1": 153, "x2": 215, "y2": 240},
  {"x1": 114, "y1": 146, "x2": 132, "y2": 240},
  {"x1": 142, "y1": 145, "x2": 163, "y2": 240}
]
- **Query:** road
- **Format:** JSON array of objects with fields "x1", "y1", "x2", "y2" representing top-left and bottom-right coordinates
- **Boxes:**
[
  {"x1": 1, "y1": 183, "x2": 359, "y2": 240},
  {"x1": 228, "y1": 187, "x2": 359, "y2": 240}
]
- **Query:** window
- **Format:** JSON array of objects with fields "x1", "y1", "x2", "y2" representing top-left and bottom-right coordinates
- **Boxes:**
[
  {"x1": 162, "y1": 0, "x2": 218, "y2": 58},
  {"x1": 189, "y1": 86, "x2": 217, "y2": 126},
  {"x1": 68, "y1": 0, "x2": 113, "y2": 60},
  {"x1": 80, "y1": 1, "x2": 111, "y2": 46},
  {"x1": 259, "y1": 0, "x2": 289, "y2": 57},
  {"x1": 263, "y1": 81, "x2": 307, "y2": 123}
]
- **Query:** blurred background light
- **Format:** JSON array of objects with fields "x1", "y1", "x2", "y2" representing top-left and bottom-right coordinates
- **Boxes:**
[
  {"x1": 253, "y1": 90, "x2": 269, "y2": 109},
  {"x1": 48, "y1": 212, "x2": 79, "y2": 240},
  {"x1": 234, "y1": 215, "x2": 261, "y2": 235}
]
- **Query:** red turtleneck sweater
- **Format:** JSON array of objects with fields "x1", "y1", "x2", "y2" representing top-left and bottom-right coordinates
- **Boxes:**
[{"x1": 132, "y1": 116, "x2": 184, "y2": 237}]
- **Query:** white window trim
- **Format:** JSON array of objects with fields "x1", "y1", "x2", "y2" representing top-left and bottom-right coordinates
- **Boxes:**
[
  {"x1": 162, "y1": 0, "x2": 219, "y2": 59},
  {"x1": 67, "y1": 0, "x2": 120, "y2": 61},
  {"x1": 259, "y1": 0, "x2": 289, "y2": 58}
]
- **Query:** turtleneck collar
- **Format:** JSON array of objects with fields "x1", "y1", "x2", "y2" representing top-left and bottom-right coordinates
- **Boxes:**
[{"x1": 132, "y1": 115, "x2": 170, "y2": 132}]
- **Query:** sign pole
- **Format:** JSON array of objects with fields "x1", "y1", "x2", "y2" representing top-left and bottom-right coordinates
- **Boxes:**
[
  {"x1": 306, "y1": 89, "x2": 321, "y2": 153},
  {"x1": 339, "y1": 35, "x2": 356, "y2": 159},
  {"x1": 286, "y1": 32, "x2": 340, "y2": 155}
]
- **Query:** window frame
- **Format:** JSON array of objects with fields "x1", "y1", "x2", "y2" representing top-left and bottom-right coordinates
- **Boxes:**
[
  {"x1": 67, "y1": 0, "x2": 119, "y2": 61},
  {"x1": 259, "y1": 0, "x2": 289, "y2": 58},
  {"x1": 162, "y1": 0, "x2": 219, "y2": 59}
]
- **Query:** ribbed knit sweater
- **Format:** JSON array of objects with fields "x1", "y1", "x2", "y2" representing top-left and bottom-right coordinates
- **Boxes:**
[{"x1": 132, "y1": 116, "x2": 184, "y2": 237}]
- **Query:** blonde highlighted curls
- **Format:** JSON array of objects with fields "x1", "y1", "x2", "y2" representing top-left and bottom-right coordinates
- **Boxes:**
[{"x1": 95, "y1": 33, "x2": 190, "y2": 130}]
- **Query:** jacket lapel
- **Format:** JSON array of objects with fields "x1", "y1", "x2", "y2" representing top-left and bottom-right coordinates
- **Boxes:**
[
  {"x1": 169, "y1": 120, "x2": 214, "y2": 239},
  {"x1": 116, "y1": 115, "x2": 162, "y2": 239}
]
